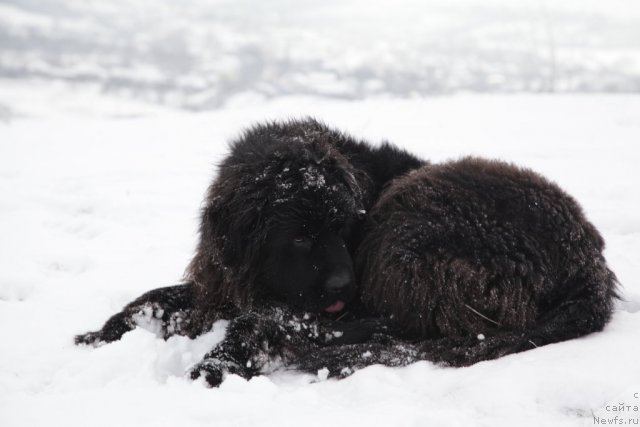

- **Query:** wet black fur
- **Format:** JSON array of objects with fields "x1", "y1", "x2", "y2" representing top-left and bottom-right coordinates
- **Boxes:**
[{"x1": 76, "y1": 119, "x2": 618, "y2": 385}]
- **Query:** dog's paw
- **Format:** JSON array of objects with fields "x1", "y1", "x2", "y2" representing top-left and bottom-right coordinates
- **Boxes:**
[
  {"x1": 74, "y1": 331, "x2": 104, "y2": 347},
  {"x1": 189, "y1": 359, "x2": 241, "y2": 387},
  {"x1": 189, "y1": 365, "x2": 223, "y2": 387}
]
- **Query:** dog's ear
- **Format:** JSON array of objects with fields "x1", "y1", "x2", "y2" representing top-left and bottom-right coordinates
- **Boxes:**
[
  {"x1": 185, "y1": 170, "x2": 267, "y2": 311},
  {"x1": 199, "y1": 174, "x2": 267, "y2": 276}
]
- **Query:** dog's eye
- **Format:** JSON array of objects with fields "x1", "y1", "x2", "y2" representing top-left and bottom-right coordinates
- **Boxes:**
[{"x1": 292, "y1": 236, "x2": 312, "y2": 249}]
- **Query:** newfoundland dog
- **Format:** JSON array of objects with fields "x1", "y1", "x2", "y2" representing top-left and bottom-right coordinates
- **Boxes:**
[{"x1": 76, "y1": 119, "x2": 617, "y2": 385}]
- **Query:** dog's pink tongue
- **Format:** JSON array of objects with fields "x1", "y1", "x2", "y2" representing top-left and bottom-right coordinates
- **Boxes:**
[{"x1": 324, "y1": 300, "x2": 345, "y2": 313}]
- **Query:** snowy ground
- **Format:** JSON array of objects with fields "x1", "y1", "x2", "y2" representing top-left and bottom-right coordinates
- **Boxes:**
[{"x1": 1, "y1": 89, "x2": 639, "y2": 426}]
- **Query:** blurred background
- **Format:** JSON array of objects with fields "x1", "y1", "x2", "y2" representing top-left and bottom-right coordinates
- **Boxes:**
[{"x1": 1, "y1": 0, "x2": 640, "y2": 116}]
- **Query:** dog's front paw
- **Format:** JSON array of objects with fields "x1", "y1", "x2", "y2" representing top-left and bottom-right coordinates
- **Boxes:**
[
  {"x1": 74, "y1": 331, "x2": 105, "y2": 347},
  {"x1": 189, "y1": 361, "x2": 224, "y2": 387},
  {"x1": 188, "y1": 359, "x2": 246, "y2": 387}
]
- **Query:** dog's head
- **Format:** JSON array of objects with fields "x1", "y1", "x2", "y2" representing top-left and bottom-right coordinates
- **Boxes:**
[{"x1": 188, "y1": 120, "x2": 367, "y2": 314}]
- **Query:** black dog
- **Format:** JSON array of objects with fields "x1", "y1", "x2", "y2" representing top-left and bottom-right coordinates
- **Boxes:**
[
  {"x1": 76, "y1": 120, "x2": 618, "y2": 384},
  {"x1": 76, "y1": 119, "x2": 421, "y2": 385}
]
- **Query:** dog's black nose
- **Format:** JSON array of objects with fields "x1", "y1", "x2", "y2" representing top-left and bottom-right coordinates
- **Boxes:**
[{"x1": 324, "y1": 272, "x2": 352, "y2": 294}]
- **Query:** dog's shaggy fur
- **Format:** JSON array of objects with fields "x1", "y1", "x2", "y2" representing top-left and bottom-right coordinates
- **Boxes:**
[
  {"x1": 76, "y1": 119, "x2": 618, "y2": 385},
  {"x1": 360, "y1": 158, "x2": 617, "y2": 342},
  {"x1": 297, "y1": 157, "x2": 618, "y2": 375}
]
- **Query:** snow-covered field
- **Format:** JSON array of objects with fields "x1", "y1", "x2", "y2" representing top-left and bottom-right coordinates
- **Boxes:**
[{"x1": 1, "y1": 89, "x2": 639, "y2": 426}]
